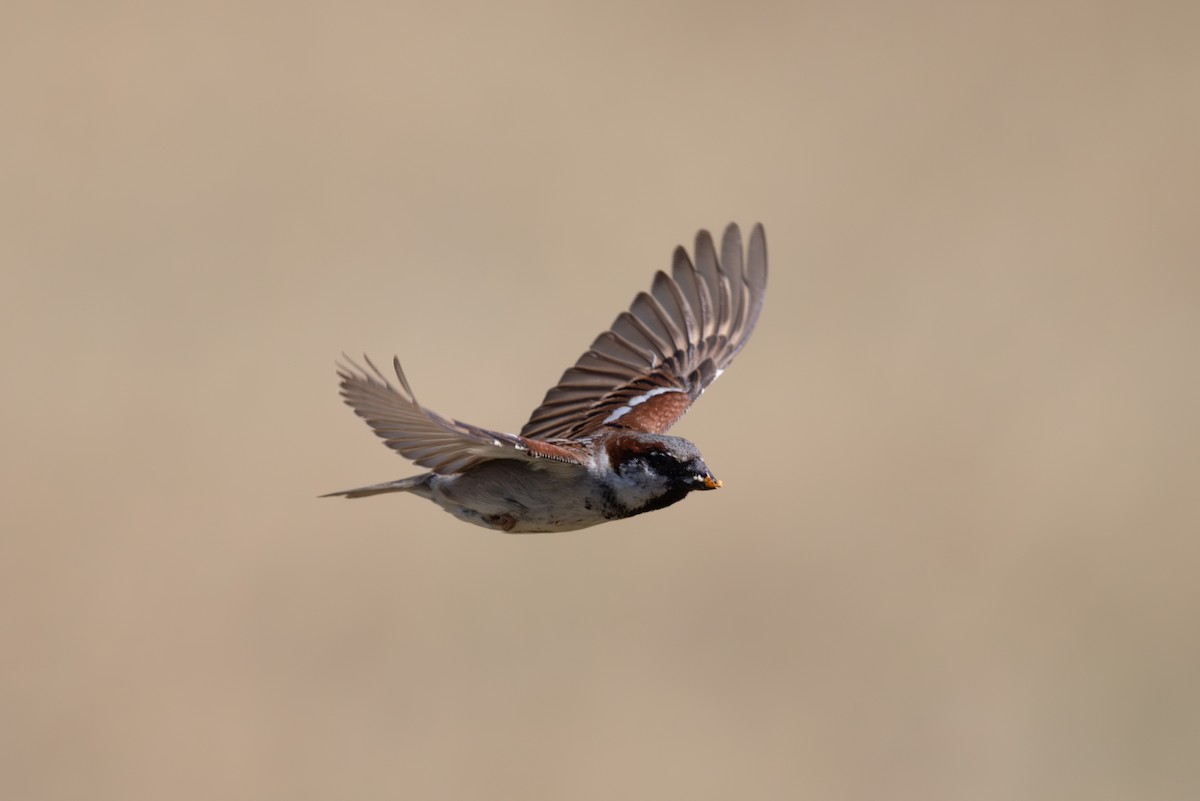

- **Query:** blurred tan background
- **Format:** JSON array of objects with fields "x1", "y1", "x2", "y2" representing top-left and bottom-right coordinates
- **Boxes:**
[{"x1": 3, "y1": 1, "x2": 1198, "y2": 799}]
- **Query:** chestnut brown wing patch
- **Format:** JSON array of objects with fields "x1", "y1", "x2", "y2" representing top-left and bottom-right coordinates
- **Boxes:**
[{"x1": 601, "y1": 387, "x2": 693, "y2": 434}]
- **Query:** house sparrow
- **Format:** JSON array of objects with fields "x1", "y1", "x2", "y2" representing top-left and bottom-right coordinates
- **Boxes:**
[{"x1": 325, "y1": 223, "x2": 767, "y2": 532}]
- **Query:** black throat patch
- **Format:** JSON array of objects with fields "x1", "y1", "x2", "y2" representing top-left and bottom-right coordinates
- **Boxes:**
[{"x1": 598, "y1": 482, "x2": 693, "y2": 521}]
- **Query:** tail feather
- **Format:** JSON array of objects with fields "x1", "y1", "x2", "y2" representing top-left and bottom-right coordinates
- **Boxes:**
[{"x1": 321, "y1": 474, "x2": 431, "y2": 499}]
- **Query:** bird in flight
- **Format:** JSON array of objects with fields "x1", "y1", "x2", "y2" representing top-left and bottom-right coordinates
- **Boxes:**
[{"x1": 326, "y1": 223, "x2": 768, "y2": 533}]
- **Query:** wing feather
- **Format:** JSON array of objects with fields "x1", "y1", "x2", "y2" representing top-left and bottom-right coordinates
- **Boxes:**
[
  {"x1": 521, "y1": 223, "x2": 768, "y2": 439},
  {"x1": 336, "y1": 355, "x2": 585, "y2": 474}
]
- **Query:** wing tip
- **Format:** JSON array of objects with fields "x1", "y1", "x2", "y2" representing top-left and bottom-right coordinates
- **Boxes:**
[{"x1": 747, "y1": 222, "x2": 768, "y2": 285}]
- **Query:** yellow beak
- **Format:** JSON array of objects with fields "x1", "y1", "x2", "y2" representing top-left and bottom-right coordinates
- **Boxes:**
[{"x1": 702, "y1": 474, "x2": 723, "y2": 490}]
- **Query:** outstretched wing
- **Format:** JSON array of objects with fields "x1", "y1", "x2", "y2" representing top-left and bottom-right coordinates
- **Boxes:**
[
  {"x1": 336, "y1": 355, "x2": 586, "y2": 475},
  {"x1": 521, "y1": 223, "x2": 768, "y2": 440}
]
